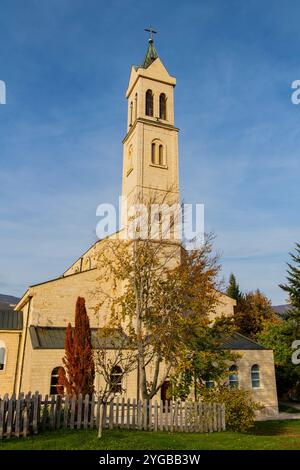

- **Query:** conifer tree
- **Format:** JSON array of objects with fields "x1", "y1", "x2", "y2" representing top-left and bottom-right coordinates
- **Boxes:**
[
  {"x1": 59, "y1": 297, "x2": 95, "y2": 396},
  {"x1": 226, "y1": 273, "x2": 242, "y2": 304},
  {"x1": 279, "y1": 242, "x2": 300, "y2": 330}
]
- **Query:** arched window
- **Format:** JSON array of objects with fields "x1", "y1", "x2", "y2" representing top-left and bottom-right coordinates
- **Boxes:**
[
  {"x1": 145, "y1": 89, "x2": 153, "y2": 116},
  {"x1": 159, "y1": 93, "x2": 167, "y2": 120},
  {"x1": 229, "y1": 365, "x2": 238, "y2": 388},
  {"x1": 251, "y1": 364, "x2": 260, "y2": 388},
  {"x1": 50, "y1": 366, "x2": 65, "y2": 395},
  {"x1": 0, "y1": 341, "x2": 6, "y2": 370},
  {"x1": 159, "y1": 145, "x2": 164, "y2": 165},
  {"x1": 151, "y1": 142, "x2": 156, "y2": 164},
  {"x1": 129, "y1": 101, "x2": 133, "y2": 126},
  {"x1": 134, "y1": 93, "x2": 138, "y2": 120},
  {"x1": 110, "y1": 365, "x2": 122, "y2": 393}
]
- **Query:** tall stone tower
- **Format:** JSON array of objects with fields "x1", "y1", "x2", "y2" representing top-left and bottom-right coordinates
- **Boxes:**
[{"x1": 121, "y1": 34, "x2": 180, "y2": 232}]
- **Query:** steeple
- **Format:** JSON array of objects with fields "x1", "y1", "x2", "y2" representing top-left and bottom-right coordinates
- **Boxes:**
[{"x1": 141, "y1": 26, "x2": 159, "y2": 68}]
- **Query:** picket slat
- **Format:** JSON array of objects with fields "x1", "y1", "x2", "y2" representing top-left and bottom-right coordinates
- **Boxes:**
[
  {"x1": 126, "y1": 398, "x2": 130, "y2": 429},
  {"x1": 109, "y1": 400, "x2": 114, "y2": 430},
  {"x1": 90, "y1": 394, "x2": 95, "y2": 429},
  {"x1": 32, "y1": 392, "x2": 39, "y2": 434},
  {"x1": 70, "y1": 395, "x2": 76, "y2": 430},
  {"x1": 6, "y1": 393, "x2": 15, "y2": 439},
  {"x1": 63, "y1": 395, "x2": 69, "y2": 428},
  {"x1": 83, "y1": 394, "x2": 89, "y2": 429},
  {"x1": 120, "y1": 398, "x2": 125, "y2": 429}
]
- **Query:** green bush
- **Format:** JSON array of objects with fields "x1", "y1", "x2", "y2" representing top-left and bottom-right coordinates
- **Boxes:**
[{"x1": 199, "y1": 385, "x2": 261, "y2": 432}]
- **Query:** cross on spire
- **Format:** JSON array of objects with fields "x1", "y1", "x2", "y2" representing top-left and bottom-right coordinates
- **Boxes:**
[{"x1": 145, "y1": 25, "x2": 157, "y2": 41}]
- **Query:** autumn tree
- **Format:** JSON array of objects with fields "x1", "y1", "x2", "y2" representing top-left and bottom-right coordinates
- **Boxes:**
[
  {"x1": 59, "y1": 297, "x2": 95, "y2": 397},
  {"x1": 234, "y1": 289, "x2": 276, "y2": 339},
  {"x1": 95, "y1": 207, "x2": 233, "y2": 402}
]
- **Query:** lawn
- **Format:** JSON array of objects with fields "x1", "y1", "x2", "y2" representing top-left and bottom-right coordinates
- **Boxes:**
[{"x1": 0, "y1": 420, "x2": 300, "y2": 450}]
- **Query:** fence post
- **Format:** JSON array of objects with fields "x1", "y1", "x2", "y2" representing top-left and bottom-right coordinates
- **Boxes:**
[{"x1": 97, "y1": 402, "x2": 104, "y2": 439}]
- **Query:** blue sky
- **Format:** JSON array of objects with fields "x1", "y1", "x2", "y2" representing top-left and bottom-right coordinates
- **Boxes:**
[{"x1": 0, "y1": 0, "x2": 299, "y2": 304}]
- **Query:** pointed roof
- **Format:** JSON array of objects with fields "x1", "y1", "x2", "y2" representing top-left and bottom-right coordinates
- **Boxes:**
[{"x1": 141, "y1": 38, "x2": 159, "y2": 68}]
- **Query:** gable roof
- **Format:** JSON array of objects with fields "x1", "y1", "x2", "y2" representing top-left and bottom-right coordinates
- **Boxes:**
[
  {"x1": 219, "y1": 332, "x2": 268, "y2": 350},
  {"x1": 0, "y1": 310, "x2": 23, "y2": 330}
]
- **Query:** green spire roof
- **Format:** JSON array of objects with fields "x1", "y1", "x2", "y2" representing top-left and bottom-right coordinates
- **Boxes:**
[{"x1": 141, "y1": 39, "x2": 158, "y2": 68}]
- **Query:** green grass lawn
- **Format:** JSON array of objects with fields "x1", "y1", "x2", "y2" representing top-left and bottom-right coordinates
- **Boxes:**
[{"x1": 0, "y1": 420, "x2": 300, "y2": 450}]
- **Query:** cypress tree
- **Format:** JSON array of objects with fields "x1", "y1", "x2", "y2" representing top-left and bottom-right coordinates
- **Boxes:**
[{"x1": 59, "y1": 297, "x2": 95, "y2": 396}]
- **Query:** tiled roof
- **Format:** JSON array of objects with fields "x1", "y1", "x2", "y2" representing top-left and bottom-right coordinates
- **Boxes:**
[
  {"x1": 0, "y1": 310, "x2": 23, "y2": 330},
  {"x1": 29, "y1": 326, "x2": 129, "y2": 350},
  {"x1": 219, "y1": 332, "x2": 267, "y2": 350}
]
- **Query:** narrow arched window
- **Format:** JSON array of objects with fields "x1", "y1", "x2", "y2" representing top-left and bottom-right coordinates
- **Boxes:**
[
  {"x1": 229, "y1": 365, "x2": 238, "y2": 388},
  {"x1": 146, "y1": 89, "x2": 153, "y2": 116},
  {"x1": 151, "y1": 142, "x2": 156, "y2": 164},
  {"x1": 50, "y1": 366, "x2": 65, "y2": 395},
  {"x1": 130, "y1": 101, "x2": 133, "y2": 126},
  {"x1": 159, "y1": 145, "x2": 163, "y2": 165},
  {"x1": 134, "y1": 93, "x2": 138, "y2": 120},
  {"x1": 0, "y1": 342, "x2": 6, "y2": 370},
  {"x1": 110, "y1": 365, "x2": 122, "y2": 393},
  {"x1": 159, "y1": 93, "x2": 167, "y2": 120},
  {"x1": 251, "y1": 364, "x2": 260, "y2": 388}
]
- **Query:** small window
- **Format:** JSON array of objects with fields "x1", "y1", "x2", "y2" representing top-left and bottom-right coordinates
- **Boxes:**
[
  {"x1": 159, "y1": 93, "x2": 167, "y2": 120},
  {"x1": 0, "y1": 344, "x2": 6, "y2": 371},
  {"x1": 110, "y1": 365, "x2": 122, "y2": 393},
  {"x1": 205, "y1": 379, "x2": 214, "y2": 388},
  {"x1": 159, "y1": 145, "x2": 163, "y2": 165},
  {"x1": 146, "y1": 89, "x2": 153, "y2": 116},
  {"x1": 50, "y1": 366, "x2": 65, "y2": 395},
  {"x1": 134, "y1": 93, "x2": 138, "y2": 120},
  {"x1": 251, "y1": 364, "x2": 260, "y2": 389},
  {"x1": 151, "y1": 142, "x2": 156, "y2": 164},
  {"x1": 229, "y1": 365, "x2": 238, "y2": 388}
]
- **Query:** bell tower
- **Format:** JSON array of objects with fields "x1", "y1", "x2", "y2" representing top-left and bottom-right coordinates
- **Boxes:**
[{"x1": 121, "y1": 31, "x2": 180, "y2": 228}]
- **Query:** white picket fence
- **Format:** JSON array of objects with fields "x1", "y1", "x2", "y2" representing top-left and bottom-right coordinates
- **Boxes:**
[{"x1": 0, "y1": 392, "x2": 225, "y2": 439}]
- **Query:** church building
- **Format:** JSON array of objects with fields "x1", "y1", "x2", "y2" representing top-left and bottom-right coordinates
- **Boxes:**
[{"x1": 0, "y1": 35, "x2": 278, "y2": 415}]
